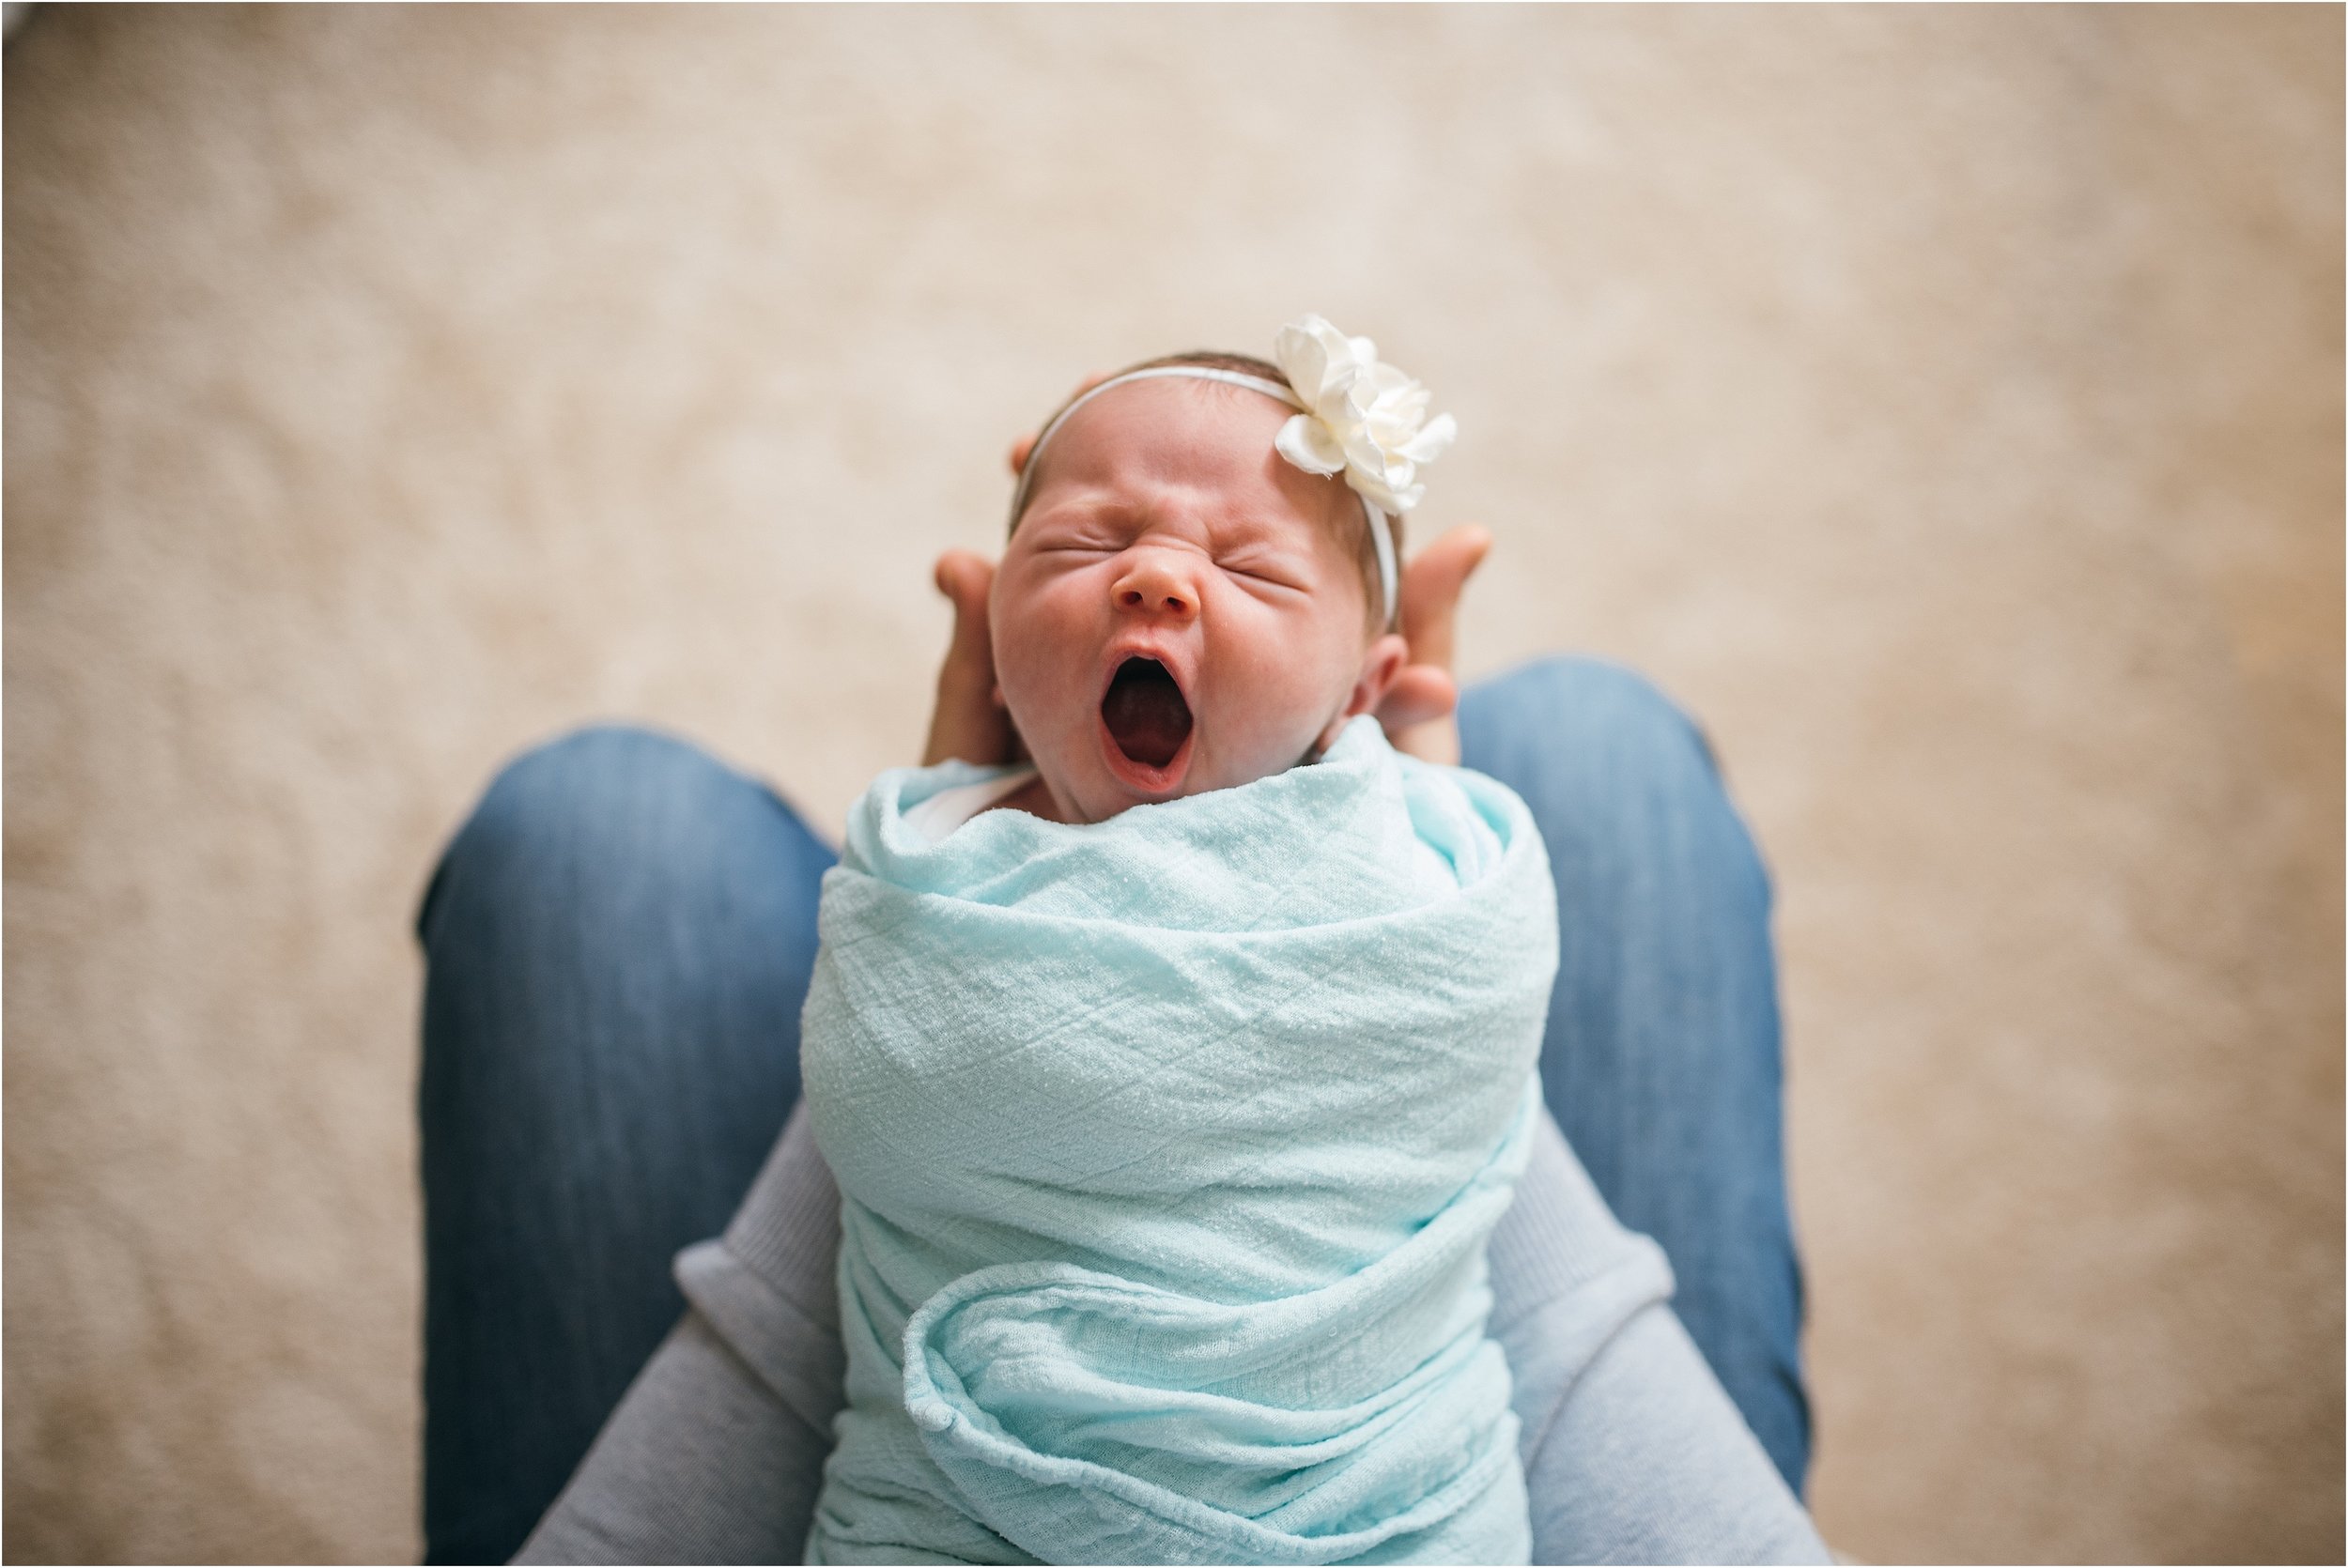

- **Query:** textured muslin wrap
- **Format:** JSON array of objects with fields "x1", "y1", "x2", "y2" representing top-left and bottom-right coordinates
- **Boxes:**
[{"x1": 801, "y1": 717, "x2": 1559, "y2": 1565}]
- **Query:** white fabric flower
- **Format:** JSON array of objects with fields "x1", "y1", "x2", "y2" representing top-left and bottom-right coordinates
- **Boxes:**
[{"x1": 1271, "y1": 315, "x2": 1457, "y2": 515}]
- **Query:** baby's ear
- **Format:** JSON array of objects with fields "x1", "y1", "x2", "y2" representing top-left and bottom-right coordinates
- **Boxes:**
[
  {"x1": 1351, "y1": 633, "x2": 1411, "y2": 715},
  {"x1": 1325, "y1": 632, "x2": 1409, "y2": 737},
  {"x1": 1316, "y1": 634, "x2": 1409, "y2": 754}
]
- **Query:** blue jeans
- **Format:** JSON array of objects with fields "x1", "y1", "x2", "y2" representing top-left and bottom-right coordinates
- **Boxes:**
[{"x1": 416, "y1": 656, "x2": 1810, "y2": 1564}]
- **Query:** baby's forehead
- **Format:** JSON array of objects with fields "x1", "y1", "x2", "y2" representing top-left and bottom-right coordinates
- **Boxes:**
[
  {"x1": 1049, "y1": 377, "x2": 1283, "y2": 464},
  {"x1": 1028, "y1": 380, "x2": 1352, "y2": 532}
]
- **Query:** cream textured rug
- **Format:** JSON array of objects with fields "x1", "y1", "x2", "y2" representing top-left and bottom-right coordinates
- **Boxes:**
[{"x1": 6, "y1": 7, "x2": 2340, "y2": 1562}]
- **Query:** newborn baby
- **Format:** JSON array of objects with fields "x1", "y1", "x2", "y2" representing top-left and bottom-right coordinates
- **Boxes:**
[{"x1": 799, "y1": 319, "x2": 1558, "y2": 1565}]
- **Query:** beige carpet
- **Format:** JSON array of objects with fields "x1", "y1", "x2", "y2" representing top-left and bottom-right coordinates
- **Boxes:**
[{"x1": 6, "y1": 6, "x2": 2340, "y2": 1562}]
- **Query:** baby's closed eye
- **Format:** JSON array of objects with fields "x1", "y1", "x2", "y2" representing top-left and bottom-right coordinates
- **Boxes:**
[
  {"x1": 1027, "y1": 519, "x2": 1125, "y2": 554},
  {"x1": 1215, "y1": 552, "x2": 1312, "y2": 592}
]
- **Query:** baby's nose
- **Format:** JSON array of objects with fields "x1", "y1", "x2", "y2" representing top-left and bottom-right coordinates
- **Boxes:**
[{"x1": 1111, "y1": 558, "x2": 1199, "y2": 621}]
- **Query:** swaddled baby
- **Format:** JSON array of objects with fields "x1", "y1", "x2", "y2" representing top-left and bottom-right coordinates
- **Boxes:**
[{"x1": 801, "y1": 318, "x2": 1558, "y2": 1565}]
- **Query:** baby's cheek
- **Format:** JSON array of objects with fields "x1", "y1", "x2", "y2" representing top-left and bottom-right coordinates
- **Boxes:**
[
  {"x1": 1216, "y1": 644, "x2": 1344, "y2": 766},
  {"x1": 1003, "y1": 658, "x2": 1087, "y2": 753},
  {"x1": 996, "y1": 585, "x2": 1093, "y2": 718}
]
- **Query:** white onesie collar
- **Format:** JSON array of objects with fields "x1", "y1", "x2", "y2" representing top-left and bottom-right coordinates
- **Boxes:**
[{"x1": 898, "y1": 766, "x2": 1037, "y2": 844}]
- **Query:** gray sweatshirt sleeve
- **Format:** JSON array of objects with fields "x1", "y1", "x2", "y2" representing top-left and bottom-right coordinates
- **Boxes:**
[
  {"x1": 1489, "y1": 1114, "x2": 1832, "y2": 1566},
  {"x1": 522, "y1": 1103, "x2": 1829, "y2": 1566},
  {"x1": 517, "y1": 1103, "x2": 846, "y2": 1565}
]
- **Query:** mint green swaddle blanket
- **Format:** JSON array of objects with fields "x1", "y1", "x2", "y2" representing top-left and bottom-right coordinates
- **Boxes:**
[{"x1": 802, "y1": 716, "x2": 1559, "y2": 1565}]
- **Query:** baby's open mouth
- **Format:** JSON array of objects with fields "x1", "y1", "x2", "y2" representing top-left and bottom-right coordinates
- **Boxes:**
[{"x1": 1102, "y1": 657, "x2": 1193, "y2": 769}]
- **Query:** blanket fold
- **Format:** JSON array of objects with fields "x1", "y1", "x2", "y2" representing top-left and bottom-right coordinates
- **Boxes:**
[{"x1": 804, "y1": 717, "x2": 1558, "y2": 1565}]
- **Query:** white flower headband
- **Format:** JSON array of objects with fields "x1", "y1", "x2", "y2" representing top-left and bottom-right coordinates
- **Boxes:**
[{"x1": 1006, "y1": 315, "x2": 1456, "y2": 628}]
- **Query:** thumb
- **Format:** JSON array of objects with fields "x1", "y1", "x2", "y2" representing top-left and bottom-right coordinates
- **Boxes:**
[
  {"x1": 934, "y1": 549, "x2": 996, "y2": 659},
  {"x1": 923, "y1": 549, "x2": 1014, "y2": 766}
]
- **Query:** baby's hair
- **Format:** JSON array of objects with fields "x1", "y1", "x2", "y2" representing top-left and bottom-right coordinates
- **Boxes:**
[{"x1": 1013, "y1": 350, "x2": 1401, "y2": 636}]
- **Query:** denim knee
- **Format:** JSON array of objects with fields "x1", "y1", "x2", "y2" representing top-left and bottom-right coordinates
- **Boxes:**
[
  {"x1": 1459, "y1": 655, "x2": 1770, "y2": 910},
  {"x1": 417, "y1": 725, "x2": 765, "y2": 945},
  {"x1": 1465, "y1": 654, "x2": 1720, "y2": 773},
  {"x1": 414, "y1": 719, "x2": 835, "y2": 1139}
]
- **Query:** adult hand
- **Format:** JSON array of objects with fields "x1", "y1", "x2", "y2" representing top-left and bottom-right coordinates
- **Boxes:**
[
  {"x1": 920, "y1": 548, "x2": 1012, "y2": 767},
  {"x1": 1376, "y1": 524, "x2": 1493, "y2": 766}
]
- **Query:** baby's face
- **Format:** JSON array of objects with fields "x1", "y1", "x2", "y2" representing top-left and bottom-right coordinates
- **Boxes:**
[{"x1": 992, "y1": 378, "x2": 1402, "y2": 825}]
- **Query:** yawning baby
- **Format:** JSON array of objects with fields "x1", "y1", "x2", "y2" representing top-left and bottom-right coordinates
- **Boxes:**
[{"x1": 799, "y1": 318, "x2": 1557, "y2": 1565}]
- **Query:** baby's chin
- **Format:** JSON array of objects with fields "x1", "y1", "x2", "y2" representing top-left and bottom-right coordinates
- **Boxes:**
[
  {"x1": 1006, "y1": 653, "x2": 1196, "y2": 822},
  {"x1": 1028, "y1": 716, "x2": 1332, "y2": 826},
  {"x1": 1018, "y1": 719, "x2": 1196, "y2": 826}
]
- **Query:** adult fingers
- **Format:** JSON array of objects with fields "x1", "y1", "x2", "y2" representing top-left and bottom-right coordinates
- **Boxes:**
[
  {"x1": 1377, "y1": 665, "x2": 1460, "y2": 731},
  {"x1": 923, "y1": 550, "x2": 1012, "y2": 767},
  {"x1": 933, "y1": 549, "x2": 996, "y2": 654},
  {"x1": 1397, "y1": 524, "x2": 1493, "y2": 676},
  {"x1": 1380, "y1": 669, "x2": 1464, "y2": 765}
]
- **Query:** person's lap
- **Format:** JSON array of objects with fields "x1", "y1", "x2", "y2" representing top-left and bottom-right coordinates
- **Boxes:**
[{"x1": 415, "y1": 654, "x2": 1809, "y2": 1564}]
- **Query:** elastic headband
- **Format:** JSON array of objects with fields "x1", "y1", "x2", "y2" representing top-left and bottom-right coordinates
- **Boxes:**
[{"x1": 1006, "y1": 366, "x2": 1400, "y2": 629}]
